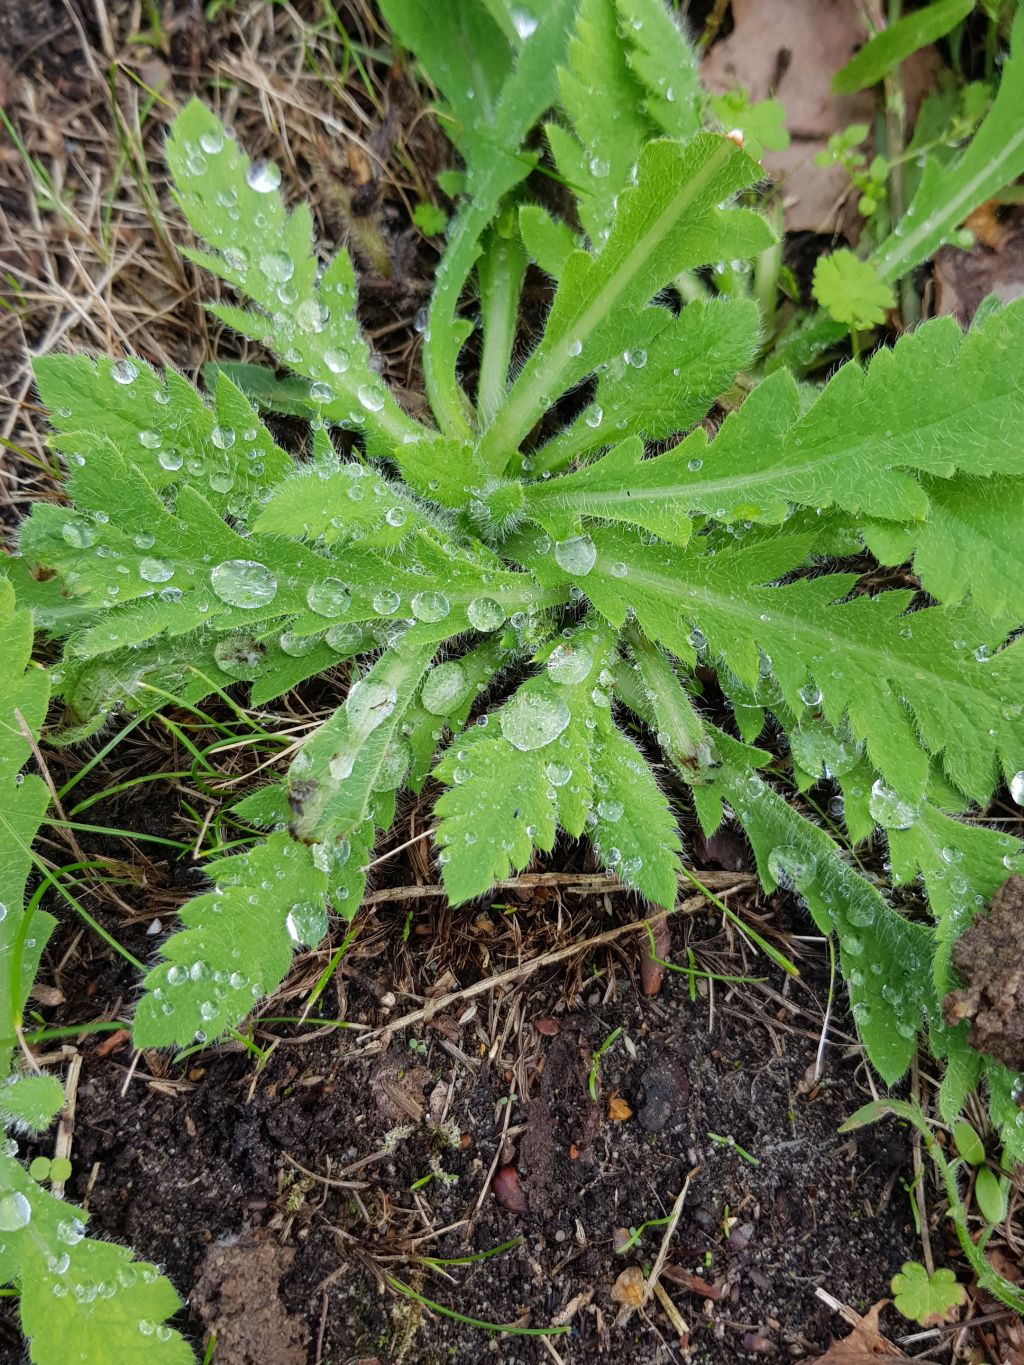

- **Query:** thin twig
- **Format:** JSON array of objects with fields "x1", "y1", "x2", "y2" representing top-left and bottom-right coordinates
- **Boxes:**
[
  {"x1": 643, "y1": 1169, "x2": 698, "y2": 1309},
  {"x1": 51, "y1": 1049, "x2": 81, "y2": 1199},
  {"x1": 360, "y1": 869, "x2": 749, "y2": 908},
  {"x1": 353, "y1": 892, "x2": 726, "y2": 1042}
]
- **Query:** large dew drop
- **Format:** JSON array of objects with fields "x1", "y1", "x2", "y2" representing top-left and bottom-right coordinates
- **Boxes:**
[
  {"x1": 500, "y1": 690, "x2": 571, "y2": 751},
  {"x1": 546, "y1": 643, "x2": 593, "y2": 686},
  {"x1": 1010, "y1": 771, "x2": 1024, "y2": 805},
  {"x1": 210, "y1": 559, "x2": 278, "y2": 609},
  {"x1": 411, "y1": 591, "x2": 450, "y2": 622},
  {"x1": 373, "y1": 589, "x2": 401, "y2": 616},
  {"x1": 767, "y1": 845, "x2": 815, "y2": 889},
  {"x1": 325, "y1": 622, "x2": 363, "y2": 653},
  {"x1": 324, "y1": 347, "x2": 351, "y2": 374},
  {"x1": 111, "y1": 358, "x2": 138, "y2": 385},
  {"x1": 0, "y1": 1192, "x2": 31, "y2": 1232},
  {"x1": 306, "y1": 578, "x2": 351, "y2": 618},
  {"x1": 868, "y1": 779, "x2": 919, "y2": 830},
  {"x1": 245, "y1": 159, "x2": 281, "y2": 193},
  {"x1": 789, "y1": 720, "x2": 861, "y2": 779},
  {"x1": 139, "y1": 558, "x2": 174, "y2": 584},
  {"x1": 61, "y1": 521, "x2": 96, "y2": 548},
  {"x1": 421, "y1": 661, "x2": 470, "y2": 716},
  {"x1": 285, "y1": 901, "x2": 328, "y2": 947},
  {"x1": 346, "y1": 679, "x2": 398, "y2": 735},
  {"x1": 261, "y1": 251, "x2": 294, "y2": 283},
  {"x1": 213, "y1": 635, "x2": 264, "y2": 679},
  {"x1": 467, "y1": 597, "x2": 505, "y2": 631},
  {"x1": 554, "y1": 534, "x2": 597, "y2": 576}
]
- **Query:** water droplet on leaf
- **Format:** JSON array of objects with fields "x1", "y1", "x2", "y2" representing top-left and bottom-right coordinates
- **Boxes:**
[
  {"x1": 868, "y1": 779, "x2": 919, "y2": 830},
  {"x1": 554, "y1": 534, "x2": 597, "y2": 575},
  {"x1": 245, "y1": 159, "x2": 281, "y2": 193},
  {"x1": 210, "y1": 559, "x2": 278, "y2": 609},
  {"x1": 139, "y1": 558, "x2": 173, "y2": 584},
  {"x1": 467, "y1": 596, "x2": 505, "y2": 631},
  {"x1": 411, "y1": 590, "x2": 450, "y2": 622},
  {"x1": 422, "y1": 661, "x2": 470, "y2": 715},
  {"x1": 307, "y1": 578, "x2": 351, "y2": 617},
  {"x1": 500, "y1": 690, "x2": 570, "y2": 751},
  {"x1": 0, "y1": 1193, "x2": 31, "y2": 1231},
  {"x1": 546, "y1": 643, "x2": 593, "y2": 685}
]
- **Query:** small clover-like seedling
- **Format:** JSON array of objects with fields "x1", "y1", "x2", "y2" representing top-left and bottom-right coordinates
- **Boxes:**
[
  {"x1": 891, "y1": 1261, "x2": 966, "y2": 1326},
  {"x1": 812, "y1": 249, "x2": 895, "y2": 331}
]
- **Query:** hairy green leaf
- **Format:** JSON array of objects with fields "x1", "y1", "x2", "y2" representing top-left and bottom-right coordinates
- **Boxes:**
[
  {"x1": 167, "y1": 99, "x2": 427, "y2": 455},
  {"x1": 532, "y1": 296, "x2": 761, "y2": 474},
  {"x1": 890, "y1": 1261, "x2": 966, "y2": 1325},
  {"x1": 535, "y1": 302, "x2": 1024, "y2": 528},
  {"x1": 873, "y1": 9, "x2": 1024, "y2": 282},
  {"x1": 479, "y1": 134, "x2": 773, "y2": 468},
  {"x1": 834, "y1": 0, "x2": 973, "y2": 94},
  {"x1": 864, "y1": 475, "x2": 1024, "y2": 620},
  {"x1": 384, "y1": 0, "x2": 577, "y2": 436}
]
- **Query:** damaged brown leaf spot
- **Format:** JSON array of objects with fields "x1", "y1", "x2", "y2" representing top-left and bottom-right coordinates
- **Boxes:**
[
  {"x1": 943, "y1": 875, "x2": 1024, "y2": 1071},
  {"x1": 286, "y1": 778, "x2": 319, "y2": 826}
]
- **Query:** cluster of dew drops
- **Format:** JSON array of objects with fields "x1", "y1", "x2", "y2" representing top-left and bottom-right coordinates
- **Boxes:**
[{"x1": 0, "y1": 1162, "x2": 176, "y2": 1325}]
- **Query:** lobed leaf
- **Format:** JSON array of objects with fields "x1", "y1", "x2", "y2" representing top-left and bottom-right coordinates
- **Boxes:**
[
  {"x1": 531, "y1": 300, "x2": 1024, "y2": 529},
  {"x1": 479, "y1": 133, "x2": 773, "y2": 469},
  {"x1": 531, "y1": 296, "x2": 761, "y2": 475},
  {"x1": 166, "y1": 100, "x2": 426, "y2": 454},
  {"x1": 575, "y1": 526, "x2": 1024, "y2": 806}
]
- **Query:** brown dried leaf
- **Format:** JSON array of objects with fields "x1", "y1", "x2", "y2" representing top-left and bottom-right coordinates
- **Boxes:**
[
  {"x1": 370, "y1": 1053, "x2": 429, "y2": 1121},
  {"x1": 701, "y1": 0, "x2": 875, "y2": 234},
  {"x1": 934, "y1": 204, "x2": 1024, "y2": 324},
  {"x1": 801, "y1": 1302, "x2": 906, "y2": 1362},
  {"x1": 29, "y1": 983, "x2": 65, "y2": 1008},
  {"x1": 641, "y1": 917, "x2": 671, "y2": 996},
  {"x1": 701, "y1": 0, "x2": 936, "y2": 237},
  {"x1": 94, "y1": 1027, "x2": 132, "y2": 1058},
  {"x1": 492, "y1": 1165, "x2": 529, "y2": 1214},
  {"x1": 661, "y1": 1266, "x2": 722, "y2": 1300}
]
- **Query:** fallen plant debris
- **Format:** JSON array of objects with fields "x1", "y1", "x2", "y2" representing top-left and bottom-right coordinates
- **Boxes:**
[
  {"x1": 802, "y1": 1301, "x2": 906, "y2": 1363},
  {"x1": 1, "y1": 0, "x2": 1023, "y2": 1361}
]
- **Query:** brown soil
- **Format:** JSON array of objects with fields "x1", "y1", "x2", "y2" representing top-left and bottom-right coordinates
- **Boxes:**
[
  {"x1": 944, "y1": 875, "x2": 1024, "y2": 1073},
  {"x1": 7, "y1": 868, "x2": 924, "y2": 1364}
]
